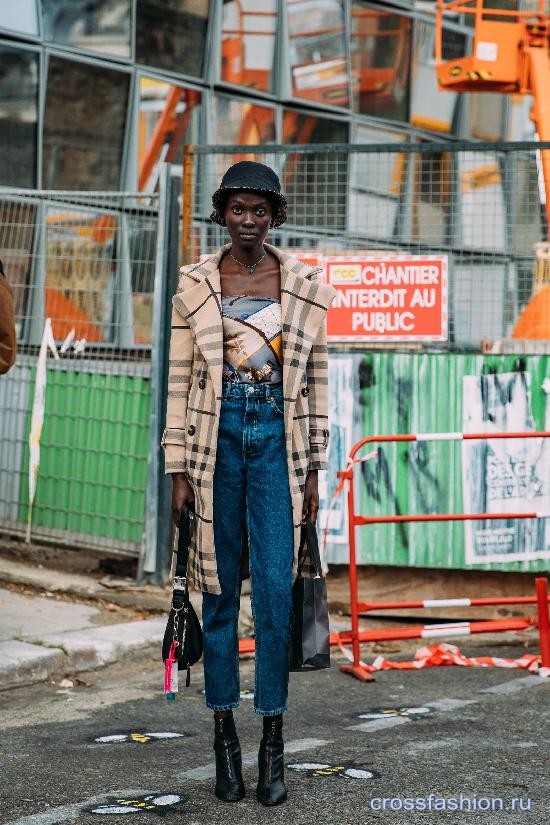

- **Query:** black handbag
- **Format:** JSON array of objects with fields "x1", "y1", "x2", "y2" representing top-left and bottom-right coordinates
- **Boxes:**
[
  {"x1": 288, "y1": 520, "x2": 331, "y2": 672},
  {"x1": 162, "y1": 504, "x2": 203, "y2": 698}
]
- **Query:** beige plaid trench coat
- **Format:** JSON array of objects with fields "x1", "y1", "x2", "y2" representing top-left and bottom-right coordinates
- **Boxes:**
[{"x1": 162, "y1": 243, "x2": 336, "y2": 595}]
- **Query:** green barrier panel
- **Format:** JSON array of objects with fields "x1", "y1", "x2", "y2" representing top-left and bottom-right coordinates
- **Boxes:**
[{"x1": 19, "y1": 367, "x2": 151, "y2": 546}]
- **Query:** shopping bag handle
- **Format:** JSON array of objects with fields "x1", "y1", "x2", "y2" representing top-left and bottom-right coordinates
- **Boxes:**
[{"x1": 297, "y1": 520, "x2": 323, "y2": 578}]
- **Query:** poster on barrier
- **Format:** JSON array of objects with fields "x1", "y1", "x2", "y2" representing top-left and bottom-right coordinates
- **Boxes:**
[
  {"x1": 318, "y1": 356, "x2": 355, "y2": 552},
  {"x1": 462, "y1": 372, "x2": 550, "y2": 564}
]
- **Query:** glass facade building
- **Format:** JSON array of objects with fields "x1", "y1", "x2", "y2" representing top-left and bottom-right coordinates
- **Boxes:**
[{"x1": 0, "y1": 0, "x2": 528, "y2": 193}]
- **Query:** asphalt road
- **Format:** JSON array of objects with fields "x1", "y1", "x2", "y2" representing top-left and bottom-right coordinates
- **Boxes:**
[{"x1": 1, "y1": 642, "x2": 549, "y2": 825}]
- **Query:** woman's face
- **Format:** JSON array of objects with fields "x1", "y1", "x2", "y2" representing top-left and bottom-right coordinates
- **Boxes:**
[{"x1": 223, "y1": 190, "x2": 273, "y2": 249}]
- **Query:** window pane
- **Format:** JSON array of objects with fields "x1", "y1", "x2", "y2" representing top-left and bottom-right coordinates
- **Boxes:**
[
  {"x1": 0, "y1": 2, "x2": 38, "y2": 35},
  {"x1": 0, "y1": 200, "x2": 36, "y2": 337},
  {"x1": 282, "y1": 111, "x2": 348, "y2": 230},
  {"x1": 139, "y1": 78, "x2": 201, "y2": 191},
  {"x1": 351, "y1": 2, "x2": 411, "y2": 122},
  {"x1": 45, "y1": 208, "x2": 117, "y2": 343},
  {"x1": 43, "y1": 57, "x2": 129, "y2": 190},
  {"x1": 221, "y1": 0, "x2": 277, "y2": 93},
  {"x1": 458, "y1": 152, "x2": 506, "y2": 250},
  {"x1": 411, "y1": 149, "x2": 454, "y2": 245},
  {"x1": 42, "y1": 0, "x2": 132, "y2": 58},
  {"x1": 282, "y1": 110, "x2": 347, "y2": 144},
  {"x1": 468, "y1": 92, "x2": 505, "y2": 140},
  {"x1": 349, "y1": 125, "x2": 407, "y2": 239},
  {"x1": 509, "y1": 156, "x2": 543, "y2": 256},
  {"x1": 0, "y1": 46, "x2": 38, "y2": 188},
  {"x1": 411, "y1": 21, "x2": 460, "y2": 134},
  {"x1": 287, "y1": 0, "x2": 350, "y2": 107},
  {"x1": 128, "y1": 215, "x2": 158, "y2": 344},
  {"x1": 212, "y1": 96, "x2": 275, "y2": 145},
  {"x1": 209, "y1": 97, "x2": 276, "y2": 200},
  {"x1": 452, "y1": 261, "x2": 507, "y2": 345},
  {"x1": 136, "y1": 0, "x2": 210, "y2": 77}
]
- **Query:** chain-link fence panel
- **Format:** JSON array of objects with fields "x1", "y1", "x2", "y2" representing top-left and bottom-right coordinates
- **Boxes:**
[
  {"x1": 0, "y1": 190, "x2": 161, "y2": 557},
  {"x1": 184, "y1": 142, "x2": 550, "y2": 352}
]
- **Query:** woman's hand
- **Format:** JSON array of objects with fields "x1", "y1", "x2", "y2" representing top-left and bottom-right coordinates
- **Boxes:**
[
  {"x1": 171, "y1": 473, "x2": 195, "y2": 525},
  {"x1": 302, "y1": 469, "x2": 319, "y2": 524}
]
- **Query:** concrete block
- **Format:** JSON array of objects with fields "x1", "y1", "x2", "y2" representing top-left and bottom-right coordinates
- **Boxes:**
[
  {"x1": 0, "y1": 640, "x2": 66, "y2": 690},
  {"x1": 37, "y1": 618, "x2": 166, "y2": 672}
]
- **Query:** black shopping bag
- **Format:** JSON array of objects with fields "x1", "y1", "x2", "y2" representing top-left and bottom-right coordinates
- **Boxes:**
[{"x1": 288, "y1": 520, "x2": 330, "y2": 672}]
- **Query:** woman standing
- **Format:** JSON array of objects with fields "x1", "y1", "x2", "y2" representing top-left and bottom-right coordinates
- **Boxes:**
[{"x1": 163, "y1": 161, "x2": 336, "y2": 806}]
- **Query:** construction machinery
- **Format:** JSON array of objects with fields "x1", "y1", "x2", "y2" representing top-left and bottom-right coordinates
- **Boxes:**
[
  {"x1": 435, "y1": 0, "x2": 550, "y2": 228},
  {"x1": 435, "y1": 0, "x2": 550, "y2": 337}
]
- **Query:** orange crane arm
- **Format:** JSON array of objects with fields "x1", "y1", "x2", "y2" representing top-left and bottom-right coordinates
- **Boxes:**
[{"x1": 526, "y1": 47, "x2": 550, "y2": 232}]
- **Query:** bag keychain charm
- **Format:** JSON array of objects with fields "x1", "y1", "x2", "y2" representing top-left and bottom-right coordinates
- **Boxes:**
[
  {"x1": 164, "y1": 640, "x2": 179, "y2": 701},
  {"x1": 164, "y1": 606, "x2": 183, "y2": 701}
]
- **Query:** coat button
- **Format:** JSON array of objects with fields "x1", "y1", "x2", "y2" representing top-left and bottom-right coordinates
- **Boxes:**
[
  {"x1": 301, "y1": 386, "x2": 309, "y2": 397},
  {"x1": 187, "y1": 425, "x2": 195, "y2": 435},
  {"x1": 198, "y1": 378, "x2": 206, "y2": 389}
]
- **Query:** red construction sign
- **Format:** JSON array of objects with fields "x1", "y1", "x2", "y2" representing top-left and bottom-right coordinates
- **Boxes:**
[{"x1": 323, "y1": 255, "x2": 448, "y2": 342}]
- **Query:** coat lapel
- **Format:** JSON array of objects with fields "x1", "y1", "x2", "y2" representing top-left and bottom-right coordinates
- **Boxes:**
[
  {"x1": 172, "y1": 246, "x2": 228, "y2": 394},
  {"x1": 172, "y1": 242, "x2": 335, "y2": 401},
  {"x1": 266, "y1": 245, "x2": 336, "y2": 402}
]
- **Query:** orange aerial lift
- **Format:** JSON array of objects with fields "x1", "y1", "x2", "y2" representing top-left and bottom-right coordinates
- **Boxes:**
[
  {"x1": 435, "y1": 0, "x2": 550, "y2": 338},
  {"x1": 435, "y1": 0, "x2": 550, "y2": 229}
]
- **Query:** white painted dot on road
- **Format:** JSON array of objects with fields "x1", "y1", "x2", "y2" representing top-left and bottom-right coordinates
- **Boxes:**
[
  {"x1": 146, "y1": 732, "x2": 185, "y2": 740},
  {"x1": 90, "y1": 806, "x2": 135, "y2": 816},
  {"x1": 94, "y1": 735, "x2": 127, "y2": 743},
  {"x1": 342, "y1": 768, "x2": 376, "y2": 780},
  {"x1": 149, "y1": 795, "x2": 182, "y2": 806}
]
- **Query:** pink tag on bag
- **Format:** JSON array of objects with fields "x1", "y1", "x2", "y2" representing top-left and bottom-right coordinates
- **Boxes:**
[{"x1": 164, "y1": 641, "x2": 179, "y2": 700}]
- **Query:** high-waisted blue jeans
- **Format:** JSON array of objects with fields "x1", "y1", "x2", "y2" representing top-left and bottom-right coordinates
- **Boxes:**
[{"x1": 202, "y1": 380, "x2": 294, "y2": 716}]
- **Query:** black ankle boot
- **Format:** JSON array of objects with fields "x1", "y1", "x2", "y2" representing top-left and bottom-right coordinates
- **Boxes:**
[
  {"x1": 213, "y1": 713, "x2": 245, "y2": 802},
  {"x1": 256, "y1": 714, "x2": 287, "y2": 806}
]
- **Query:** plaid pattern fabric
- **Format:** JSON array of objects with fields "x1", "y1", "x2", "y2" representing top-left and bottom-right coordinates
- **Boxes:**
[{"x1": 163, "y1": 242, "x2": 336, "y2": 594}]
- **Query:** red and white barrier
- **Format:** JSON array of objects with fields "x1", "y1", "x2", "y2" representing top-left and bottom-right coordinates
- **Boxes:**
[{"x1": 333, "y1": 430, "x2": 550, "y2": 682}]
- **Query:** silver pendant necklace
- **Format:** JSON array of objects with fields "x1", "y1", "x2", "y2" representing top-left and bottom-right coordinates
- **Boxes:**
[{"x1": 229, "y1": 248, "x2": 266, "y2": 275}]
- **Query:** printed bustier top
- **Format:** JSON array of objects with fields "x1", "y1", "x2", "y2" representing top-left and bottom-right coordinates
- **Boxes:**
[{"x1": 221, "y1": 294, "x2": 283, "y2": 384}]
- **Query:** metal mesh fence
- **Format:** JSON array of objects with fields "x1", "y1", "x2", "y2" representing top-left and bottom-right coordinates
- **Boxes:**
[
  {"x1": 0, "y1": 190, "x2": 160, "y2": 556},
  {"x1": 185, "y1": 142, "x2": 550, "y2": 352},
  {"x1": 1, "y1": 192, "x2": 159, "y2": 356}
]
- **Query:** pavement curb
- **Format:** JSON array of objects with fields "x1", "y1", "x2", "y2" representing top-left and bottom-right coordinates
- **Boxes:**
[
  {"x1": 0, "y1": 618, "x2": 166, "y2": 691},
  {"x1": 0, "y1": 640, "x2": 67, "y2": 690}
]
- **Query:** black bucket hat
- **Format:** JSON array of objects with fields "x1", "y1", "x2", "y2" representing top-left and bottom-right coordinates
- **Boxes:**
[{"x1": 210, "y1": 161, "x2": 287, "y2": 228}]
